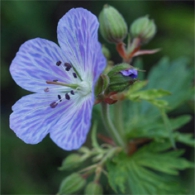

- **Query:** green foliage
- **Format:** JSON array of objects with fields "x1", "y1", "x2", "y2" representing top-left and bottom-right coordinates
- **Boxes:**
[
  {"x1": 127, "y1": 88, "x2": 171, "y2": 108},
  {"x1": 143, "y1": 57, "x2": 193, "y2": 113},
  {"x1": 124, "y1": 57, "x2": 194, "y2": 145},
  {"x1": 107, "y1": 56, "x2": 195, "y2": 194},
  {"x1": 107, "y1": 141, "x2": 194, "y2": 194},
  {"x1": 127, "y1": 57, "x2": 193, "y2": 114}
]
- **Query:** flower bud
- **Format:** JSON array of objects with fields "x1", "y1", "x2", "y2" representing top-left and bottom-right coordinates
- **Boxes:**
[
  {"x1": 84, "y1": 182, "x2": 103, "y2": 195},
  {"x1": 130, "y1": 16, "x2": 156, "y2": 43},
  {"x1": 58, "y1": 154, "x2": 81, "y2": 170},
  {"x1": 107, "y1": 63, "x2": 138, "y2": 92},
  {"x1": 58, "y1": 173, "x2": 86, "y2": 194},
  {"x1": 99, "y1": 5, "x2": 128, "y2": 44}
]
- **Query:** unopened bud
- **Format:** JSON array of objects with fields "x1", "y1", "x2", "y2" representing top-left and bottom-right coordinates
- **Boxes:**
[
  {"x1": 58, "y1": 173, "x2": 86, "y2": 194},
  {"x1": 84, "y1": 182, "x2": 103, "y2": 195},
  {"x1": 58, "y1": 154, "x2": 81, "y2": 170},
  {"x1": 107, "y1": 63, "x2": 138, "y2": 92},
  {"x1": 130, "y1": 16, "x2": 156, "y2": 43},
  {"x1": 99, "y1": 5, "x2": 127, "y2": 44}
]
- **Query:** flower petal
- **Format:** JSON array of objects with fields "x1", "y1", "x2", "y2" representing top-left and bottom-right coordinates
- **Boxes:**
[
  {"x1": 10, "y1": 93, "x2": 55, "y2": 144},
  {"x1": 10, "y1": 38, "x2": 75, "y2": 93},
  {"x1": 57, "y1": 8, "x2": 106, "y2": 83},
  {"x1": 121, "y1": 69, "x2": 138, "y2": 79},
  {"x1": 10, "y1": 92, "x2": 93, "y2": 150},
  {"x1": 50, "y1": 95, "x2": 94, "y2": 150}
]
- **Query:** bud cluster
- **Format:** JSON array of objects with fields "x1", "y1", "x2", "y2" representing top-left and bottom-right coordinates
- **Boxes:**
[
  {"x1": 99, "y1": 4, "x2": 156, "y2": 45},
  {"x1": 99, "y1": 4, "x2": 159, "y2": 65}
]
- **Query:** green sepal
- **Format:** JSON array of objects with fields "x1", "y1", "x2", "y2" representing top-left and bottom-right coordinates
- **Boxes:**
[
  {"x1": 95, "y1": 74, "x2": 110, "y2": 96},
  {"x1": 108, "y1": 83, "x2": 130, "y2": 93},
  {"x1": 58, "y1": 173, "x2": 86, "y2": 194}
]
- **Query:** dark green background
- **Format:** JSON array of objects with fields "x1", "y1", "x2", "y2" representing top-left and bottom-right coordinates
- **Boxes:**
[{"x1": 1, "y1": 1, "x2": 194, "y2": 194}]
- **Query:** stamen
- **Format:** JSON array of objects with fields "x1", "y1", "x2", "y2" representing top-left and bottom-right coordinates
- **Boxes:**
[
  {"x1": 50, "y1": 102, "x2": 58, "y2": 108},
  {"x1": 70, "y1": 90, "x2": 75, "y2": 95},
  {"x1": 64, "y1": 63, "x2": 72, "y2": 71},
  {"x1": 73, "y1": 72, "x2": 77, "y2": 78},
  {"x1": 65, "y1": 93, "x2": 70, "y2": 100},
  {"x1": 58, "y1": 95, "x2": 61, "y2": 100},
  {"x1": 56, "y1": 61, "x2": 62, "y2": 66},
  {"x1": 46, "y1": 81, "x2": 79, "y2": 89},
  {"x1": 44, "y1": 87, "x2": 49, "y2": 92},
  {"x1": 53, "y1": 79, "x2": 58, "y2": 82}
]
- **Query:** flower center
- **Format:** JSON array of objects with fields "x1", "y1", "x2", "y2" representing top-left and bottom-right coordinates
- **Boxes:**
[
  {"x1": 45, "y1": 61, "x2": 92, "y2": 108},
  {"x1": 77, "y1": 81, "x2": 91, "y2": 96}
]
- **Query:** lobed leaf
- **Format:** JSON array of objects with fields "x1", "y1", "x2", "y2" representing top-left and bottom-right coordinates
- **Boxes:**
[{"x1": 106, "y1": 141, "x2": 194, "y2": 194}]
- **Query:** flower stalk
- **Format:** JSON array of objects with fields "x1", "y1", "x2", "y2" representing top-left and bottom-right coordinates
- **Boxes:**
[{"x1": 101, "y1": 102, "x2": 126, "y2": 149}]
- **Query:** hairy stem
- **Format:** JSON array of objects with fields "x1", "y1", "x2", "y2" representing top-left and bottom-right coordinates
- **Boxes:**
[
  {"x1": 101, "y1": 102, "x2": 126, "y2": 149},
  {"x1": 114, "y1": 101, "x2": 124, "y2": 138}
]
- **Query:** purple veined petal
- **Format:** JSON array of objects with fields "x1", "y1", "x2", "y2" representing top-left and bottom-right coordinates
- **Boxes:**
[
  {"x1": 10, "y1": 38, "x2": 75, "y2": 93},
  {"x1": 91, "y1": 42, "x2": 107, "y2": 83},
  {"x1": 10, "y1": 93, "x2": 55, "y2": 144},
  {"x1": 121, "y1": 69, "x2": 138, "y2": 79},
  {"x1": 57, "y1": 8, "x2": 106, "y2": 83},
  {"x1": 10, "y1": 91, "x2": 94, "y2": 150},
  {"x1": 50, "y1": 95, "x2": 94, "y2": 150},
  {"x1": 10, "y1": 92, "x2": 81, "y2": 144}
]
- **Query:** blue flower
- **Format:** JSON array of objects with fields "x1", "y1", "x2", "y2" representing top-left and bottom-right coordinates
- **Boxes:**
[
  {"x1": 9, "y1": 8, "x2": 106, "y2": 150},
  {"x1": 120, "y1": 68, "x2": 138, "y2": 79}
]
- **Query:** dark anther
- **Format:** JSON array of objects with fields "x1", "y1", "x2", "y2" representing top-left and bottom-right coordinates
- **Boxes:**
[
  {"x1": 44, "y1": 88, "x2": 49, "y2": 92},
  {"x1": 50, "y1": 102, "x2": 58, "y2": 108},
  {"x1": 53, "y1": 79, "x2": 58, "y2": 82},
  {"x1": 70, "y1": 90, "x2": 75, "y2": 95},
  {"x1": 73, "y1": 72, "x2": 77, "y2": 78},
  {"x1": 56, "y1": 61, "x2": 62, "y2": 66},
  {"x1": 64, "y1": 63, "x2": 72, "y2": 71},
  {"x1": 58, "y1": 95, "x2": 61, "y2": 100},
  {"x1": 65, "y1": 93, "x2": 70, "y2": 100}
]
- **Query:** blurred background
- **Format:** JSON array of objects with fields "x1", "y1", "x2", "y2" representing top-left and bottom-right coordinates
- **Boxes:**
[{"x1": 1, "y1": 0, "x2": 194, "y2": 194}]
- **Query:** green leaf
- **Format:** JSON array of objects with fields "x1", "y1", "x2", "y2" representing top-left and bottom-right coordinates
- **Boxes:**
[
  {"x1": 128, "y1": 80, "x2": 148, "y2": 93},
  {"x1": 127, "y1": 88, "x2": 171, "y2": 109},
  {"x1": 106, "y1": 160, "x2": 127, "y2": 193},
  {"x1": 141, "y1": 57, "x2": 193, "y2": 115},
  {"x1": 106, "y1": 141, "x2": 194, "y2": 194},
  {"x1": 174, "y1": 133, "x2": 195, "y2": 147},
  {"x1": 148, "y1": 99, "x2": 168, "y2": 108},
  {"x1": 128, "y1": 89, "x2": 171, "y2": 100},
  {"x1": 126, "y1": 114, "x2": 192, "y2": 140}
]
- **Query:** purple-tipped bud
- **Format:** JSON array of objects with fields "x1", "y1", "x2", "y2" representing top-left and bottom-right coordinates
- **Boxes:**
[{"x1": 121, "y1": 69, "x2": 138, "y2": 79}]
